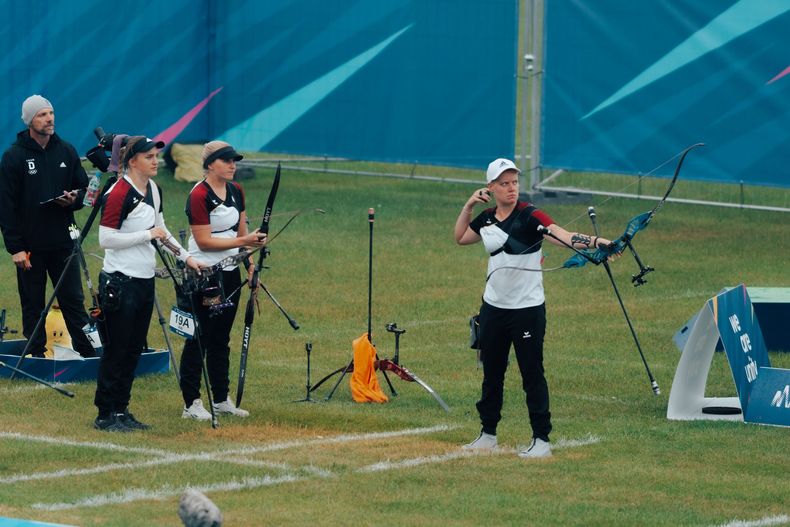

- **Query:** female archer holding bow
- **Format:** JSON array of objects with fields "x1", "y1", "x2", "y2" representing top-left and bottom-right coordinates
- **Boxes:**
[
  {"x1": 179, "y1": 141, "x2": 267, "y2": 421},
  {"x1": 454, "y1": 158, "x2": 614, "y2": 458}
]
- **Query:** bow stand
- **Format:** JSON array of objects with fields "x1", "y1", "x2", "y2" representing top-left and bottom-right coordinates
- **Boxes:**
[{"x1": 314, "y1": 208, "x2": 397, "y2": 400}]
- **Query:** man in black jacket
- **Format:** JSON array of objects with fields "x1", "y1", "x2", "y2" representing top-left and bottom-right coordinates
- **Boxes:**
[{"x1": 0, "y1": 95, "x2": 94, "y2": 357}]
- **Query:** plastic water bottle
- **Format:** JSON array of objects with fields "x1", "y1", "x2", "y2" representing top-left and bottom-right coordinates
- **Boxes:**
[{"x1": 83, "y1": 172, "x2": 101, "y2": 207}]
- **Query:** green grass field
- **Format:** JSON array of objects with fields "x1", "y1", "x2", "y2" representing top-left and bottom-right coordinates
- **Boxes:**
[{"x1": 0, "y1": 163, "x2": 788, "y2": 526}]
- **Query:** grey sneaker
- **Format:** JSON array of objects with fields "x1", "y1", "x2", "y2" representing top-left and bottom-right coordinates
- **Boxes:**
[
  {"x1": 519, "y1": 438, "x2": 552, "y2": 459},
  {"x1": 182, "y1": 399, "x2": 212, "y2": 421},
  {"x1": 462, "y1": 432, "x2": 497, "y2": 450},
  {"x1": 213, "y1": 397, "x2": 249, "y2": 417}
]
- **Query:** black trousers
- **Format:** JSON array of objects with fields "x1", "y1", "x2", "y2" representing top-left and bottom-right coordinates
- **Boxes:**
[
  {"x1": 94, "y1": 274, "x2": 154, "y2": 417},
  {"x1": 179, "y1": 269, "x2": 242, "y2": 406},
  {"x1": 476, "y1": 301, "x2": 551, "y2": 441},
  {"x1": 17, "y1": 248, "x2": 94, "y2": 357}
]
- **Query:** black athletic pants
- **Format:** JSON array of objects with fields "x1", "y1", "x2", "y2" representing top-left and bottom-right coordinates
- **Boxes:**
[
  {"x1": 179, "y1": 269, "x2": 242, "y2": 406},
  {"x1": 17, "y1": 248, "x2": 94, "y2": 357},
  {"x1": 476, "y1": 301, "x2": 551, "y2": 441},
  {"x1": 94, "y1": 274, "x2": 154, "y2": 417}
]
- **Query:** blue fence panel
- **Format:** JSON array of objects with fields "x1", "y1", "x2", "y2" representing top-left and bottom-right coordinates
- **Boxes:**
[
  {"x1": 542, "y1": 0, "x2": 790, "y2": 187},
  {"x1": 0, "y1": 0, "x2": 517, "y2": 170}
]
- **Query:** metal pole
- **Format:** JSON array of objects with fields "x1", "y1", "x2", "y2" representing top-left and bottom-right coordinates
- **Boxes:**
[
  {"x1": 529, "y1": 0, "x2": 543, "y2": 190},
  {"x1": 520, "y1": 0, "x2": 531, "y2": 178}
]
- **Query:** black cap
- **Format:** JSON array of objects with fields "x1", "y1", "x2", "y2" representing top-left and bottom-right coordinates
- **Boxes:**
[
  {"x1": 203, "y1": 145, "x2": 243, "y2": 169},
  {"x1": 124, "y1": 137, "x2": 165, "y2": 165}
]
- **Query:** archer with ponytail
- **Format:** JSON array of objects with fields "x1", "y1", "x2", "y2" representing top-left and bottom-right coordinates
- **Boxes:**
[
  {"x1": 93, "y1": 136, "x2": 202, "y2": 432},
  {"x1": 178, "y1": 141, "x2": 266, "y2": 421}
]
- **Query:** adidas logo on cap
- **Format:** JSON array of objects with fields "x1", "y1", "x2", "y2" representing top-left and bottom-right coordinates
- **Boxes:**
[{"x1": 486, "y1": 158, "x2": 519, "y2": 183}]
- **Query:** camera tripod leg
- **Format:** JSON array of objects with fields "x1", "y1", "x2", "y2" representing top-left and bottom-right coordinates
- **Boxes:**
[{"x1": 0, "y1": 360, "x2": 74, "y2": 398}]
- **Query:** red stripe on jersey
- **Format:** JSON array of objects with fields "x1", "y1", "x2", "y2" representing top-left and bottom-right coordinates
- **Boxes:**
[
  {"x1": 186, "y1": 182, "x2": 212, "y2": 226},
  {"x1": 531, "y1": 208, "x2": 555, "y2": 227},
  {"x1": 100, "y1": 178, "x2": 133, "y2": 229}
]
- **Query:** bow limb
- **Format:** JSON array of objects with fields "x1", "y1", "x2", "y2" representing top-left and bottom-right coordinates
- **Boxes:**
[
  {"x1": 648, "y1": 142, "x2": 705, "y2": 220},
  {"x1": 236, "y1": 163, "x2": 281, "y2": 408},
  {"x1": 563, "y1": 143, "x2": 704, "y2": 269},
  {"x1": 375, "y1": 359, "x2": 451, "y2": 412}
]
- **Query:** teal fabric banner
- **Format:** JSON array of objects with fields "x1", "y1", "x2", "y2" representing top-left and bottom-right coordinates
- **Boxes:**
[
  {"x1": 0, "y1": 0, "x2": 517, "y2": 169},
  {"x1": 542, "y1": 0, "x2": 790, "y2": 187}
]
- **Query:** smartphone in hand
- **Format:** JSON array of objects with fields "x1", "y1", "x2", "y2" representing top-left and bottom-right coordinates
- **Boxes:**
[{"x1": 40, "y1": 190, "x2": 77, "y2": 205}]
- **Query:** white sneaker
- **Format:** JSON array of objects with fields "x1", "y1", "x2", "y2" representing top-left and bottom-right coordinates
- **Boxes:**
[
  {"x1": 213, "y1": 397, "x2": 249, "y2": 417},
  {"x1": 182, "y1": 399, "x2": 212, "y2": 421},
  {"x1": 519, "y1": 438, "x2": 552, "y2": 459},
  {"x1": 462, "y1": 432, "x2": 497, "y2": 450}
]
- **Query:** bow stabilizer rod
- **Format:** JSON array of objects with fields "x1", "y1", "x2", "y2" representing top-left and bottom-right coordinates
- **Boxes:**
[{"x1": 588, "y1": 207, "x2": 660, "y2": 395}]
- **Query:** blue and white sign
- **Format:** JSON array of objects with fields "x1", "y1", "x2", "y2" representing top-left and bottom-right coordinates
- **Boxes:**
[
  {"x1": 709, "y1": 285, "x2": 770, "y2": 412},
  {"x1": 668, "y1": 284, "x2": 790, "y2": 427},
  {"x1": 744, "y1": 368, "x2": 790, "y2": 426}
]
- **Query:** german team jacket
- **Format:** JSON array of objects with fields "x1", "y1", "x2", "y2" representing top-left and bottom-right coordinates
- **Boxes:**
[{"x1": 0, "y1": 130, "x2": 88, "y2": 254}]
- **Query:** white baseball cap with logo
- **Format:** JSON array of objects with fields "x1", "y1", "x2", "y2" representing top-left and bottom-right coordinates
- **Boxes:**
[{"x1": 486, "y1": 158, "x2": 520, "y2": 183}]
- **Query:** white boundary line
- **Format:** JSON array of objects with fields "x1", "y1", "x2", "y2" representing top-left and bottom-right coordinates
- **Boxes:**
[
  {"x1": 33, "y1": 474, "x2": 310, "y2": 511},
  {"x1": 2, "y1": 425, "x2": 454, "y2": 485},
  {"x1": 357, "y1": 434, "x2": 603, "y2": 473},
  {"x1": 11, "y1": 429, "x2": 784, "y2": 524},
  {"x1": 0, "y1": 383, "x2": 49, "y2": 395},
  {"x1": 0, "y1": 431, "x2": 172, "y2": 457},
  {"x1": 713, "y1": 515, "x2": 790, "y2": 527},
  {"x1": 28, "y1": 432, "x2": 603, "y2": 511},
  {"x1": 357, "y1": 449, "x2": 481, "y2": 472}
]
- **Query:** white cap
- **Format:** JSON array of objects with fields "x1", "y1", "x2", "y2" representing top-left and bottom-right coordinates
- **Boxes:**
[{"x1": 486, "y1": 158, "x2": 520, "y2": 183}]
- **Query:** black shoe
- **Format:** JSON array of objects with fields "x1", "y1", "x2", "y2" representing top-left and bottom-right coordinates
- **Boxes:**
[
  {"x1": 94, "y1": 413, "x2": 132, "y2": 432},
  {"x1": 118, "y1": 410, "x2": 150, "y2": 430}
]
